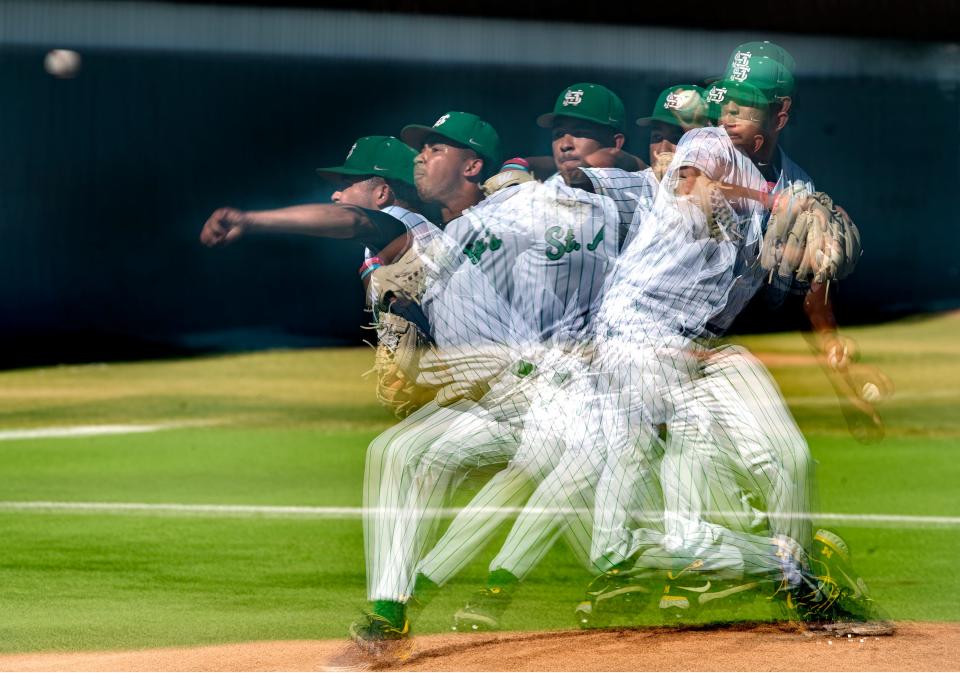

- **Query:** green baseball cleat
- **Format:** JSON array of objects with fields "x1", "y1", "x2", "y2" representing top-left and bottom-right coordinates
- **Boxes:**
[
  {"x1": 575, "y1": 566, "x2": 659, "y2": 628},
  {"x1": 347, "y1": 613, "x2": 412, "y2": 660},
  {"x1": 659, "y1": 578, "x2": 761, "y2": 618},
  {"x1": 771, "y1": 530, "x2": 894, "y2": 636},
  {"x1": 658, "y1": 560, "x2": 760, "y2": 621},
  {"x1": 451, "y1": 587, "x2": 512, "y2": 632},
  {"x1": 806, "y1": 529, "x2": 894, "y2": 635}
]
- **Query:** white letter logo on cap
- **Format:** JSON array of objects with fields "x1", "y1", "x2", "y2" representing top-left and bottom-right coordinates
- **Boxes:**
[
  {"x1": 707, "y1": 87, "x2": 727, "y2": 104},
  {"x1": 731, "y1": 51, "x2": 752, "y2": 82},
  {"x1": 434, "y1": 114, "x2": 451, "y2": 127},
  {"x1": 563, "y1": 90, "x2": 584, "y2": 106},
  {"x1": 665, "y1": 89, "x2": 697, "y2": 110}
]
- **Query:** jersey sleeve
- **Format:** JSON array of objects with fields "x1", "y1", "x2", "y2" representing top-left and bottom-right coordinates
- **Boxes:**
[{"x1": 356, "y1": 208, "x2": 409, "y2": 254}]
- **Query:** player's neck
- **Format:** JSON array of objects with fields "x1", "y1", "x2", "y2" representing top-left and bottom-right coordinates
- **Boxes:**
[
  {"x1": 754, "y1": 143, "x2": 777, "y2": 164},
  {"x1": 752, "y1": 129, "x2": 781, "y2": 165},
  {"x1": 392, "y1": 198, "x2": 418, "y2": 214},
  {"x1": 439, "y1": 187, "x2": 483, "y2": 224},
  {"x1": 752, "y1": 141, "x2": 781, "y2": 183}
]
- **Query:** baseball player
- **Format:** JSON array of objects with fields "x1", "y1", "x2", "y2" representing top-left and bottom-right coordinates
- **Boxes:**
[
  {"x1": 584, "y1": 80, "x2": 805, "y2": 605},
  {"x1": 195, "y1": 127, "x2": 522, "y2": 659},
  {"x1": 348, "y1": 109, "x2": 630, "y2": 658},
  {"x1": 199, "y1": 134, "x2": 430, "y2": 256},
  {"x1": 351, "y1": 110, "x2": 521, "y2": 653},
  {"x1": 642, "y1": 45, "x2": 884, "y2": 621},
  {"x1": 584, "y1": 47, "x2": 882, "y2": 628},
  {"x1": 418, "y1": 83, "x2": 667, "y2": 631},
  {"x1": 358, "y1": 90, "x2": 646, "y2": 648}
]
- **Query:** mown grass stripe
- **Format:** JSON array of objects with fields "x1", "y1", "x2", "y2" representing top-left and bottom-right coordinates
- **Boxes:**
[
  {"x1": 0, "y1": 421, "x2": 219, "y2": 441},
  {"x1": 0, "y1": 501, "x2": 957, "y2": 527}
]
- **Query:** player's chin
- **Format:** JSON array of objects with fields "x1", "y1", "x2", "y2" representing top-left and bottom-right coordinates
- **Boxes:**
[
  {"x1": 557, "y1": 160, "x2": 586, "y2": 180},
  {"x1": 413, "y1": 180, "x2": 433, "y2": 202}
]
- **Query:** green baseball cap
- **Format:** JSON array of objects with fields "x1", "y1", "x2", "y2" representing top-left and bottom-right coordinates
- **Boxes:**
[
  {"x1": 705, "y1": 79, "x2": 773, "y2": 121},
  {"x1": 724, "y1": 53, "x2": 795, "y2": 99},
  {"x1": 636, "y1": 85, "x2": 709, "y2": 131},
  {"x1": 536, "y1": 83, "x2": 626, "y2": 133},
  {"x1": 400, "y1": 111, "x2": 502, "y2": 168},
  {"x1": 728, "y1": 41, "x2": 796, "y2": 73},
  {"x1": 316, "y1": 135, "x2": 417, "y2": 186}
]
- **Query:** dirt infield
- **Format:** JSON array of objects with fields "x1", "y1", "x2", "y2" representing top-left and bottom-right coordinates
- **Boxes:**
[{"x1": 0, "y1": 623, "x2": 956, "y2": 672}]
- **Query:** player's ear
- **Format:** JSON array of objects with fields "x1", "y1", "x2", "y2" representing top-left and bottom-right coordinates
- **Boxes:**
[
  {"x1": 774, "y1": 98, "x2": 791, "y2": 132},
  {"x1": 613, "y1": 133, "x2": 626, "y2": 150},
  {"x1": 374, "y1": 180, "x2": 393, "y2": 208},
  {"x1": 751, "y1": 133, "x2": 765, "y2": 155},
  {"x1": 462, "y1": 155, "x2": 485, "y2": 181}
]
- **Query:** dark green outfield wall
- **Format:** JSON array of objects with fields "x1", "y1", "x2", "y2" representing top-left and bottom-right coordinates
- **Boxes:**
[{"x1": 1, "y1": 31, "x2": 958, "y2": 367}]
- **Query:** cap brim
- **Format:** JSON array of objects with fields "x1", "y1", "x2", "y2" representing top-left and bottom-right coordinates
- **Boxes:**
[
  {"x1": 400, "y1": 124, "x2": 439, "y2": 150},
  {"x1": 536, "y1": 112, "x2": 557, "y2": 129},
  {"x1": 315, "y1": 166, "x2": 376, "y2": 181},
  {"x1": 637, "y1": 116, "x2": 688, "y2": 129},
  {"x1": 537, "y1": 111, "x2": 624, "y2": 132}
]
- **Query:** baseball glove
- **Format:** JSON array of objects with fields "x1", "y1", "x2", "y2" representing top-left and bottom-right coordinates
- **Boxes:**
[
  {"x1": 761, "y1": 188, "x2": 862, "y2": 285},
  {"x1": 367, "y1": 246, "x2": 437, "y2": 418},
  {"x1": 652, "y1": 151, "x2": 674, "y2": 182},
  {"x1": 371, "y1": 305, "x2": 435, "y2": 418},
  {"x1": 368, "y1": 241, "x2": 430, "y2": 307},
  {"x1": 481, "y1": 157, "x2": 536, "y2": 196}
]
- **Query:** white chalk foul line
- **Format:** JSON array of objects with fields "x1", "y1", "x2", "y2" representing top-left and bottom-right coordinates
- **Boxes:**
[
  {"x1": 0, "y1": 421, "x2": 219, "y2": 441},
  {"x1": 0, "y1": 501, "x2": 957, "y2": 528}
]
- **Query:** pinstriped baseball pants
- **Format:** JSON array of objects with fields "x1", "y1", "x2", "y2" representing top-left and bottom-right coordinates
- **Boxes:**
[
  {"x1": 364, "y1": 398, "x2": 519, "y2": 602},
  {"x1": 592, "y1": 335, "x2": 813, "y2": 580}
]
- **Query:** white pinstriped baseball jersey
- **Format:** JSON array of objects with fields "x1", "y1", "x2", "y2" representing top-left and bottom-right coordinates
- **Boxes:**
[
  {"x1": 578, "y1": 167, "x2": 658, "y2": 251},
  {"x1": 441, "y1": 180, "x2": 619, "y2": 352},
  {"x1": 382, "y1": 204, "x2": 436, "y2": 241},
  {"x1": 363, "y1": 204, "x2": 435, "y2": 261},
  {"x1": 598, "y1": 126, "x2": 768, "y2": 340}
]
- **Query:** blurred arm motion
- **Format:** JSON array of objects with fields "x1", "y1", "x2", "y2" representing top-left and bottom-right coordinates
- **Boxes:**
[{"x1": 199, "y1": 204, "x2": 408, "y2": 253}]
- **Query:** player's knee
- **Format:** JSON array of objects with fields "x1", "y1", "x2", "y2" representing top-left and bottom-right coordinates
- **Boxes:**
[{"x1": 410, "y1": 443, "x2": 461, "y2": 479}]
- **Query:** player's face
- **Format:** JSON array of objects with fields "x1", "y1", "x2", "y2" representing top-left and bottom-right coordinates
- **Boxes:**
[
  {"x1": 718, "y1": 101, "x2": 767, "y2": 157},
  {"x1": 414, "y1": 137, "x2": 478, "y2": 205},
  {"x1": 648, "y1": 121, "x2": 684, "y2": 165},
  {"x1": 331, "y1": 176, "x2": 381, "y2": 209},
  {"x1": 676, "y1": 165, "x2": 701, "y2": 196},
  {"x1": 551, "y1": 117, "x2": 617, "y2": 179}
]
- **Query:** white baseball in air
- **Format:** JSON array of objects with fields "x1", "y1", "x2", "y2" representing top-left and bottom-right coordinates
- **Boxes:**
[
  {"x1": 861, "y1": 382, "x2": 882, "y2": 403},
  {"x1": 671, "y1": 89, "x2": 699, "y2": 110},
  {"x1": 44, "y1": 49, "x2": 81, "y2": 78}
]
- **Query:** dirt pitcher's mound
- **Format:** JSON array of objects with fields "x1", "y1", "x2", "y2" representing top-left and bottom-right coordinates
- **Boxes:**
[{"x1": 0, "y1": 623, "x2": 956, "y2": 672}]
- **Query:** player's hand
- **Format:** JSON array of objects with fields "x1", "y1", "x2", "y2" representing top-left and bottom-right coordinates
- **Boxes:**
[
  {"x1": 200, "y1": 207, "x2": 249, "y2": 247},
  {"x1": 821, "y1": 334, "x2": 859, "y2": 372},
  {"x1": 583, "y1": 147, "x2": 621, "y2": 169},
  {"x1": 838, "y1": 393, "x2": 885, "y2": 444},
  {"x1": 652, "y1": 151, "x2": 674, "y2": 181},
  {"x1": 583, "y1": 148, "x2": 647, "y2": 172}
]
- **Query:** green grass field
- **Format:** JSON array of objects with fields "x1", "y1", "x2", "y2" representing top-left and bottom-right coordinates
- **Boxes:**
[{"x1": 0, "y1": 313, "x2": 958, "y2": 653}]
